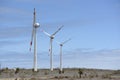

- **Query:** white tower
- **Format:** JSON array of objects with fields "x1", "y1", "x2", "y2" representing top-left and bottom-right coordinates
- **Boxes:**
[
  {"x1": 30, "y1": 8, "x2": 40, "y2": 72},
  {"x1": 57, "y1": 38, "x2": 71, "y2": 72},
  {"x1": 42, "y1": 25, "x2": 63, "y2": 71}
]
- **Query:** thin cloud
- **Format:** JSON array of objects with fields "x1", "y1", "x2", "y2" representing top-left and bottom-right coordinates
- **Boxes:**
[
  {"x1": 0, "y1": 7, "x2": 31, "y2": 24},
  {"x1": 62, "y1": 48, "x2": 120, "y2": 69},
  {"x1": 0, "y1": 40, "x2": 22, "y2": 47},
  {"x1": 0, "y1": 48, "x2": 120, "y2": 69},
  {"x1": 0, "y1": 26, "x2": 31, "y2": 39},
  {"x1": 0, "y1": 7, "x2": 30, "y2": 15}
]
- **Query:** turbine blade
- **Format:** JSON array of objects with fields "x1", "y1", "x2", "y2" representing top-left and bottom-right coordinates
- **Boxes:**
[
  {"x1": 55, "y1": 40, "x2": 61, "y2": 45},
  {"x1": 52, "y1": 25, "x2": 63, "y2": 36},
  {"x1": 33, "y1": 8, "x2": 36, "y2": 26},
  {"x1": 48, "y1": 41, "x2": 51, "y2": 56},
  {"x1": 41, "y1": 29, "x2": 51, "y2": 37},
  {"x1": 30, "y1": 8, "x2": 36, "y2": 51},
  {"x1": 62, "y1": 38, "x2": 71, "y2": 45},
  {"x1": 30, "y1": 27, "x2": 35, "y2": 51}
]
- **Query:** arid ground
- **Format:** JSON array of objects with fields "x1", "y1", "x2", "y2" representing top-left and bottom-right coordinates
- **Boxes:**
[{"x1": 0, "y1": 68, "x2": 120, "y2": 80}]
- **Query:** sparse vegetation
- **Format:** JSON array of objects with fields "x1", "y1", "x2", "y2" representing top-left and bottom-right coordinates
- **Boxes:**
[
  {"x1": 32, "y1": 68, "x2": 34, "y2": 72},
  {"x1": 65, "y1": 76, "x2": 69, "y2": 78},
  {"x1": 78, "y1": 68, "x2": 83, "y2": 78},
  {"x1": 59, "y1": 69, "x2": 64, "y2": 74},
  {"x1": 69, "y1": 77, "x2": 74, "y2": 80},
  {"x1": 44, "y1": 71, "x2": 49, "y2": 75},
  {"x1": 15, "y1": 68, "x2": 20, "y2": 74},
  {"x1": 54, "y1": 76, "x2": 59, "y2": 79},
  {"x1": 29, "y1": 78, "x2": 36, "y2": 80},
  {"x1": 95, "y1": 74, "x2": 98, "y2": 77},
  {"x1": 73, "y1": 74, "x2": 78, "y2": 78},
  {"x1": 113, "y1": 70, "x2": 120, "y2": 74},
  {"x1": 89, "y1": 74, "x2": 94, "y2": 79},
  {"x1": 1, "y1": 67, "x2": 9, "y2": 73},
  {"x1": 0, "y1": 68, "x2": 119, "y2": 80},
  {"x1": 0, "y1": 69, "x2": 1, "y2": 75}
]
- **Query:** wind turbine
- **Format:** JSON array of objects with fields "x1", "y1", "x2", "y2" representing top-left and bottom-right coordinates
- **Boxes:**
[
  {"x1": 0, "y1": 63, "x2": 2, "y2": 75},
  {"x1": 42, "y1": 25, "x2": 63, "y2": 71},
  {"x1": 29, "y1": 8, "x2": 40, "y2": 72},
  {"x1": 56, "y1": 38, "x2": 71, "y2": 73},
  {"x1": 0, "y1": 62, "x2": 1, "y2": 73}
]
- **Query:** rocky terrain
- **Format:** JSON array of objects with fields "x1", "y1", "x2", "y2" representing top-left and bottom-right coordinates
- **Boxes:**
[{"x1": 0, "y1": 68, "x2": 120, "y2": 80}]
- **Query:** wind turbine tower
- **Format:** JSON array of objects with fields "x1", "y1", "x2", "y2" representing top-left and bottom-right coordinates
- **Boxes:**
[
  {"x1": 42, "y1": 25, "x2": 63, "y2": 71},
  {"x1": 30, "y1": 8, "x2": 40, "y2": 72},
  {"x1": 57, "y1": 38, "x2": 71, "y2": 72},
  {"x1": 0, "y1": 62, "x2": 1, "y2": 74}
]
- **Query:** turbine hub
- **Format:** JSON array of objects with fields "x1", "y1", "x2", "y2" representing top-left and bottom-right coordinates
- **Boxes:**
[
  {"x1": 51, "y1": 36, "x2": 54, "y2": 39},
  {"x1": 34, "y1": 23, "x2": 40, "y2": 28},
  {"x1": 60, "y1": 44, "x2": 63, "y2": 46}
]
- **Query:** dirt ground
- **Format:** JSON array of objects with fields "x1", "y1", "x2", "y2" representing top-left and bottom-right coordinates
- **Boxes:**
[{"x1": 0, "y1": 68, "x2": 120, "y2": 80}]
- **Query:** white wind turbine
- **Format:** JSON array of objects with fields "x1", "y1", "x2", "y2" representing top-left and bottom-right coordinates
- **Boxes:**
[
  {"x1": 42, "y1": 25, "x2": 63, "y2": 71},
  {"x1": 29, "y1": 8, "x2": 40, "y2": 72},
  {"x1": 56, "y1": 38, "x2": 71, "y2": 72},
  {"x1": 0, "y1": 62, "x2": 1, "y2": 71},
  {"x1": 0, "y1": 62, "x2": 1, "y2": 74}
]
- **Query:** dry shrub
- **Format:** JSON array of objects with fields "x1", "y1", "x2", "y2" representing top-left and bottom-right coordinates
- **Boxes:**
[
  {"x1": 101, "y1": 74, "x2": 111, "y2": 79},
  {"x1": 29, "y1": 77, "x2": 36, "y2": 80}
]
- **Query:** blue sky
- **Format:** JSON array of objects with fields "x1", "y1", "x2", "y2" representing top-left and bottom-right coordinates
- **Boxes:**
[{"x1": 0, "y1": 0, "x2": 120, "y2": 70}]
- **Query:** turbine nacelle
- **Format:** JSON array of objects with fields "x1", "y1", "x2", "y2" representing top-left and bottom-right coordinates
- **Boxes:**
[
  {"x1": 34, "y1": 23, "x2": 40, "y2": 28},
  {"x1": 60, "y1": 44, "x2": 63, "y2": 46},
  {"x1": 50, "y1": 36, "x2": 54, "y2": 39}
]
